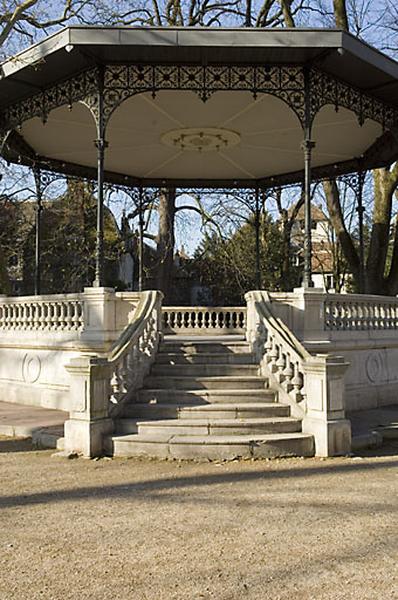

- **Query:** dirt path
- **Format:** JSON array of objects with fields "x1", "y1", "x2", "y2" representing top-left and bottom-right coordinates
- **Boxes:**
[{"x1": 0, "y1": 438, "x2": 397, "y2": 600}]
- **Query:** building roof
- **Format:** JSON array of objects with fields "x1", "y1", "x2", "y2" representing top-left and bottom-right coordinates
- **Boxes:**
[
  {"x1": 1, "y1": 27, "x2": 398, "y2": 189},
  {"x1": 289, "y1": 203, "x2": 328, "y2": 222},
  {"x1": 2, "y1": 27, "x2": 398, "y2": 106}
]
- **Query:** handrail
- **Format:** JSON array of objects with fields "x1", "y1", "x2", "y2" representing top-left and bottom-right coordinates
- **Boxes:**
[
  {"x1": 107, "y1": 290, "x2": 163, "y2": 417},
  {"x1": 109, "y1": 291, "x2": 156, "y2": 363},
  {"x1": 247, "y1": 290, "x2": 310, "y2": 411}
]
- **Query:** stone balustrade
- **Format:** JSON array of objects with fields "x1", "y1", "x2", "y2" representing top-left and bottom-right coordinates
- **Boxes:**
[
  {"x1": 324, "y1": 295, "x2": 398, "y2": 331},
  {"x1": 245, "y1": 290, "x2": 351, "y2": 456},
  {"x1": 263, "y1": 330, "x2": 306, "y2": 405},
  {"x1": 162, "y1": 306, "x2": 246, "y2": 335},
  {"x1": 65, "y1": 290, "x2": 163, "y2": 456},
  {"x1": 0, "y1": 296, "x2": 84, "y2": 331},
  {"x1": 108, "y1": 291, "x2": 163, "y2": 415},
  {"x1": 246, "y1": 291, "x2": 308, "y2": 410}
]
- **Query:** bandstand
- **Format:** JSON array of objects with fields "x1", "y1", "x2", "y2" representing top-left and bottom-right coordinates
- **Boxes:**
[{"x1": 1, "y1": 27, "x2": 398, "y2": 459}]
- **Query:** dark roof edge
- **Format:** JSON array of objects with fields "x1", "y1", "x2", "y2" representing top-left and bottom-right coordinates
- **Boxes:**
[{"x1": 1, "y1": 26, "x2": 397, "y2": 80}]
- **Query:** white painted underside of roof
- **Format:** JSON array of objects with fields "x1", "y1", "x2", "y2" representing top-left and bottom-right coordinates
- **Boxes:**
[{"x1": 20, "y1": 90, "x2": 382, "y2": 181}]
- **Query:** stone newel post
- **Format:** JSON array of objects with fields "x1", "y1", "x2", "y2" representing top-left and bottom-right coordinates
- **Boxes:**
[
  {"x1": 63, "y1": 286, "x2": 126, "y2": 457},
  {"x1": 302, "y1": 355, "x2": 351, "y2": 456},
  {"x1": 64, "y1": 356, "x2": 113, "y2": 457}
]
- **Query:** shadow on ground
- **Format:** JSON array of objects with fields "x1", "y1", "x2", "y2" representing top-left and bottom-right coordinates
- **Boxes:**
[
  {"x1": 356, "y1": 440, "x2": 398, "y2": 457},
  {"x1": 0, "y1": 456, "x2": 397, "y2": 510},
  {"x1": 0, "y1": 437, "x2": 35, "y2": 453}
]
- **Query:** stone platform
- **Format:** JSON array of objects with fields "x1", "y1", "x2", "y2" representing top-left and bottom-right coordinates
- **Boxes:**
[{"x1": 0, "y1": 401, "x2": 66, "y2": 448}]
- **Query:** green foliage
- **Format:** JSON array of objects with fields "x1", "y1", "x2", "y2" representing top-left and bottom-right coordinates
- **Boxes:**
[
  {"x1": 23, "y1": 181, "x2": 123, "y2": 293},
  {"x1": 193, "y1": 214, "x2": 289, "y2": 305}
]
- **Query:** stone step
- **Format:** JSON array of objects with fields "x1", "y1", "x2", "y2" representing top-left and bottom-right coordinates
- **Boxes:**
[
  {"x1": 117, "y1": 415, "x2": 299, "y2": 436},
  {"x1": 156, "y1": 352, "x2": 255, "y2": 365},
  {"x1": 136, "y1": 417, "x2": 301, "y2": 436},
  {"x1": 107, "y1": 432, "x2": 315, "y2": 460},
  {"x1": 121, "y1": 403, "x2": 183, "y2": 419},
  {"x1": 120, "y1": 401, "x2": 288, "y2": 421},
  {"x1": 179, "y1": 403, "x2": 290, "y2": 419},
  {"x1": 144, "y1": 375, "x2": 268, "y2": 390},
  {"x1": 136, "y1": 388, "x2": 276, "y2": 405},
  {"x1": 160, "y1": 341, "x2": 251, "y2": 354},
  {"x1": 150, "y1": 364, "x2": 259, "y2": 377}
]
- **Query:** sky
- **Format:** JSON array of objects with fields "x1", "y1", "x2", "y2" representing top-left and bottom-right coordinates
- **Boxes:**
[{"x1": 1, "y1": 0, "x2": 397, "y2": 256}]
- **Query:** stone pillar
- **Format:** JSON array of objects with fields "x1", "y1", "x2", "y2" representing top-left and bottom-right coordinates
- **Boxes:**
[
  {"x1": 64, "y1": 356, "x2": 113, "y2": 457},
  {"x1": 292, "y1": 287, "x2": 329, "y2": 343},
  {"x1": 81, "y1": 286, "x2": 119, "y2": 347},
  {"x1": 302, "y1": 354, "x2": 351, "y2": 456}
]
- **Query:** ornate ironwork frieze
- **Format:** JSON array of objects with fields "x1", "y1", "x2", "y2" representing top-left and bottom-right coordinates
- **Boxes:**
[{"x1": 1, "y1": 62, "x2": 398, "y2": 139}]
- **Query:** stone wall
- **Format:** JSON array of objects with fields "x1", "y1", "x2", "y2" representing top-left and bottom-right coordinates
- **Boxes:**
[
  {"x1": 269, "y1": 289, "x2": 398, "y2": 412},
  {"x1": 0, "y1": 288, "x2": 140, "y2": 411}
]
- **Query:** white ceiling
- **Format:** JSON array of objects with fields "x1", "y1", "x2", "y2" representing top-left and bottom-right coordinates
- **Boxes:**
[{"x1": 21, "y1": 90, "x2": 382, "y2": 181}]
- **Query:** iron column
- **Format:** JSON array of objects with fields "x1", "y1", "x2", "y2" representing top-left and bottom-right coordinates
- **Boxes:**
[
  {"x1": 356, "y1": 170, "x2": 366, "y2": 293},
  {"x1": 33, "y1": 164, "x2": 42, "y2": 295},
  {"x1": 94, "y1": 68, "x2": 107, "y2": 288},
  {"x1": 302, "y1": 68, "x2": 315, "y2": 288},
  {"x1": 254, "y1": 187, "x2": 261, "y2": 289},
  {"x1": 138, "y1": 186, "x2": 145, "y2": 292}
]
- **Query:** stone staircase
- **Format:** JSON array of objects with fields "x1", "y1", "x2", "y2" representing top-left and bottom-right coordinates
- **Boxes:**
[{"x1": 105, "y1": 338, "x2": 315, "y2": 460}]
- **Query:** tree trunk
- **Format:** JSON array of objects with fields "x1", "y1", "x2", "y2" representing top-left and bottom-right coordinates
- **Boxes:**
[
  {"x1": 279, "y1": 0, "x2": 294, "y2": 27},
  {"x1": 366, "y1": 169, "x2": 394, "y2": 293},
  {"x1": 155, "y1": 188, "x2": 176, "y2": 302},
  {"x1": 323, "y1": 179, "x2": 362, "y2": 289},
  {"x1": 333, "y1": 0, "x2": 349, "y2": 31}
]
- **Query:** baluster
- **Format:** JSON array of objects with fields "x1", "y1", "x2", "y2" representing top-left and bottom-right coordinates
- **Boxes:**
[
  {"x1": 109, "y1": 366, "x2": 122, "y2": 404},
  {"x1": 275, "y1": 347, "x2": 286, "y2": 383},
  {"x1": 356, "y1": 303, "x2": 363, "y2": 330},
  {"x1": 269, "y1": 338, "x2": 279, "y2": 373},
  {"x1": 383, "y1": 304, "x2": 388, "y2": 330},
  {"x1": 291, "y1": 362, "x2": 304, "y2": 402},
  {"x1": 342, "y1": 302, "x2": 350, "y2": 330},
  {"x1": 353, "y1": 302, "x2": 358, "y2": 330},
  {"x1": 264, "y1": 333, "x2": 273, "y2": 362},
  {"x1": 325, "y1": 302, "x2": 330, "y2": 329},
  {"x1": 242, "y1": 310, "x2": 246, "y2": 330},
  {"x1": 21, "y1": 304, "x2": 27, "y2": 330},
  {"x1": 19, "y1": 304, "x2": 25, "y2": 330},
  {"x1": 65, "y1": 302, "x2": 73, "y2": 330},
  {"x1": 51, "y1": 302, "x2": 57, "y2": 330},
  {"x1": 197, "y1": 310, "x2": 203, "y2": 329},
  {"x1": 374, "y1": 304, "x2": 380, "y2": 329},
  {"x1": 388, "y1": 304, "x2": 394, "y2": 330},
  {"x1": 362, "y1": 303, "x2": 369, "y2": 330},
  {"x1": 9, "y1": 305, "x2": 14, "y2": 330},
  {"x1": 332, "y1": 302, "x2": 338, "y2": 330},
  {"x1": 282, "y1": 353, "x2": 294, "y2": 392},
  {"x1": 15, "y1": 304, "x2": 20, "y2": 330},
  {"x1": 210, "y1": 311, "x2": 216, "y2": 329}
]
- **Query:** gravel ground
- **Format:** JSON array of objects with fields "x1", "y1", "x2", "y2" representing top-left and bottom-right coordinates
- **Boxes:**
[{"x1": 0, "y1": 438, "x2": 397, "y2": 600}]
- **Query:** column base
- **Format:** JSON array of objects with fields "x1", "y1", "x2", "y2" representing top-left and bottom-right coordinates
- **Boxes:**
[
  {"x1": 64, "y1": 418, "x2": 113, "y2": 457},
  {"x1": 302, "y1": 417, "x2": 351, "y2": 457}
]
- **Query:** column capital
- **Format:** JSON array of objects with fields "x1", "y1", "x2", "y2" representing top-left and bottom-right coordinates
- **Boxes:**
[{"x1": 301, "y1": 139, "x2": 316, "y2": 152}]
